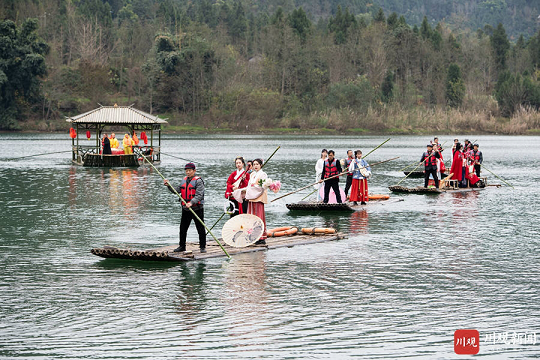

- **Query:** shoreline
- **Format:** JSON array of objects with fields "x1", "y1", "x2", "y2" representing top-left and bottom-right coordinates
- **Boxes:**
[{"x1": 2, "y1": 127, "x2": 540, "y2": 136}]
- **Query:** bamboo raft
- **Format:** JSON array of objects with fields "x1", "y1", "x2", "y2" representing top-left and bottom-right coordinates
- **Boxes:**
[
  {"x1": 286, "y1": 196, "x2": 403, "y2": 211},
  {"x1": 83, "y1": 153, "x2": 140, "y2": 167},
  {"x1": 91, "y1": 231, "x2": 346, "y2": 262},
  {"x1": 388, "y1": 185, "x2": 489, "y2": 194}
]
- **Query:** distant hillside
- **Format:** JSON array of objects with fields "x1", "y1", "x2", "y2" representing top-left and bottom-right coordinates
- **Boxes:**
[{"x1": 244, "y1": 0, "x2": 540, "y2": 39}]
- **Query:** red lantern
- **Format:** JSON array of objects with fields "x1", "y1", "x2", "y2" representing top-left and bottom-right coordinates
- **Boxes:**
[
  {"x1": 141, "y1": 131, "x2": 148, "y2": 145},
  {"x1": 69, "y1": 128, "x2": 77, "y2": 139},
  {"x1": 86, "y1": 130, "x2": 91, "y2": 139}
]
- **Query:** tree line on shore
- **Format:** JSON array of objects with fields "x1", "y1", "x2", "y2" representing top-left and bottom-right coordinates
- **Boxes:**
[{"x1": 1, "y1": 0, "x2": 540, "y2": 133}]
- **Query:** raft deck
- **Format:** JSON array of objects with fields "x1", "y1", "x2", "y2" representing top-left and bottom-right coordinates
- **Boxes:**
[
  {"x1": 91, "y1": 232, "x2": 346, "y2": 262},
  {"x1": 388, "y1": 185, "x2": 492, "y2": 194},
  {"x1": 286, "y1": 197, "x2": 403, "y2": 211}
]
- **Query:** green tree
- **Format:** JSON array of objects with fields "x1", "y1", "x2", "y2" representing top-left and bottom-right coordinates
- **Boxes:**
[
  {"x1": 490, "y1": 23, "x2": 510, "y2": 71},
  {"x1": 328, "y1": 5, "x2": 357, "y2": 45},
  {"x1": 381, "y1": 70, "x2": 394, "y2": 103},
  {"x1": 446, "y1": 64, "x2": 465, "y2": 108},
  {"x1": 374, "y1": 8, "x2": 385, "y2": 23},
  {"x1": 0, "y1": 19, "x2": 49, "y2": 129},
  {"x1": 288, "y1": 7, "x2": 311, "y2": 43},
  {"x1": 495, "y1": 71, "x2": 527, "y2": 116}
]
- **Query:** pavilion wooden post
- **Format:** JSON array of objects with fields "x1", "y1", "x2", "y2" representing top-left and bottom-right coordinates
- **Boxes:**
[{"x1": 76, "y1": 123, "x2": 80, "y2": 164}]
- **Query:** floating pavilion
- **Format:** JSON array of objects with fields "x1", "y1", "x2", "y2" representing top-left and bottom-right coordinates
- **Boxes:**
[{"x1": 66, "y1": 104, "x2": 168, "y2": 167}]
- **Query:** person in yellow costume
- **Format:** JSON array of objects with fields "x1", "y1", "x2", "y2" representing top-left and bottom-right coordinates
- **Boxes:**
[
  {"x1": 109, "y1": 133, "x2": 119, "y2": 149},
  {"x1": 123, "y1": 134, "x2": 133, "y2": 154}
]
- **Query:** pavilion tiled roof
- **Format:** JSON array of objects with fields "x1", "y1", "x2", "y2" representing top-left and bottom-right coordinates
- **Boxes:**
[{"x1": 66, "y1": 105, "x2": 168, "y2": 124}]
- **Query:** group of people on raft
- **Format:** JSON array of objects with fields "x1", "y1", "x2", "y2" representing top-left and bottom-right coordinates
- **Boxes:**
[
  {"x1": 420, "y1": 137, "x2": 484, "y2": 188},
  {"x1": 163, "y1": 157, "x2": 271, "y2": 254},
  {"x1": 315, "y1": 149, "x2": 372, "y2": 205},
  {"x1": 101, "y1": 131, "x2": 146, "y2": 155}
]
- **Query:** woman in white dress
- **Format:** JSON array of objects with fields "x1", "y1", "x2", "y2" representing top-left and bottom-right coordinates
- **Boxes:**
[
  {"x1": 245, "y1": 159, "x2": 268, "y2": 244},
  {"x1": 315, "y1": 149, "x2": 328, "y2": 201}
]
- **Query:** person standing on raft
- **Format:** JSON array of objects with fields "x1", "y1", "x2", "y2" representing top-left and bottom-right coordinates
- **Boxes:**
[
  {"x1": 471, "y1": 143, "x2": 483, "y2": 177},
  {"x1": 421, "y1": 144, "x2": 441, "y2": 188},
  {"x1": 123, "y1": 134, "x2": 133, "y2": 155},
  {"x1": 314, "y1": 149, "x2": 328, "y2": 202},
  {"x1": 320, "y1": 150, "x2": 343, "y2": 203},
  {"x1": 245, "y1": 159, "x2": 268, "y2": 245},
  {"x1": 225, "y1": 156, "x2": 250, "y2": 217},
  {"x1": 348, "y1": 150, "x2": 371, "y2": 205},
  {"x1": 102, "y1": 132, "x2": 112, "y2": 155},
  {"x1": 343, "y1": 150, "x2": 354, "y2": 199},
  {"x1": 164, "y1": 162, "x2": 207, "y2": 253},
  {"x1": 450, "y1": 143, "x2": 465, "y2": 187}
]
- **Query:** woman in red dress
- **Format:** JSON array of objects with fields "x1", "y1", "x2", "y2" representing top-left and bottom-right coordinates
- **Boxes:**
[{"x1": 225, "y1": 156, "x2": 250, "y2": 217}]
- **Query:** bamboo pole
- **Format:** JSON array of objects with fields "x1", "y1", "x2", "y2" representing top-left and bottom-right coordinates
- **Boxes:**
[
  {"x1": 271, "y1": 157, "x2": 399, "y2": 202},
  {"x1": 260, "y1": 146, "x2": 280, "y2": 170},
  {"x1": 9, "y1": 150, "x2": 73, "y2": 160},
  {"x1": 160, "y1": 152, "x2": 194, "y2": 163},
  {"x1": 362, "y1": 138, "x2": 390, "y2": 159},
  {"x1": 399, "y1": 140, "x2": 447, "y2": 172},
  {"x1": 479, "y1": 163, "x2": 514, "y2": 189},
  {"x1": 135, "y1": 149, "x2": 231, "y2": 259}
]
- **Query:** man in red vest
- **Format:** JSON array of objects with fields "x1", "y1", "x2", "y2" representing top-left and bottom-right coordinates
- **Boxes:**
[
  {"x1": 471, "y1": 144, "x2": 483, "y2": 177},
  {"x1": 320, "y1": 150, "x2": 343, "y2": 203},
  {"x1": 164, "y1": 162, "x2": 206, "y2": 253},
  {"x1": 420, "y1": 144, "x2": 441, "y2": 188}
]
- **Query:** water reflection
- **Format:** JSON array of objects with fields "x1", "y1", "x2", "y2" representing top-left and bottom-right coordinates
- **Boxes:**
[
  {"x1": 349, "y1": 209, "x2": 369, "y2": 235},
  {"x1": 175, "y1": 262, "x2": 207, "y2": 314}
]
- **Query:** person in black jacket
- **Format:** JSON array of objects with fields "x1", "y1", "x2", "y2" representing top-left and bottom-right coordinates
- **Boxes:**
[
  {"x1": 420, "y1": 144, "x2": 441, "y2": 188},
  {"x1": 102, "y1": 132, "x2": 112, "y2": 154}
]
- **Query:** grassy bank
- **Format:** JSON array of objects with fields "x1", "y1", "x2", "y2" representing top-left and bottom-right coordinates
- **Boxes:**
[{"x1": 15, "y1": 104, "x2": 540, "y2": 135}]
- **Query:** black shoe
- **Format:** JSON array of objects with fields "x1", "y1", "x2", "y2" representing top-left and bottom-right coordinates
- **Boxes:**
[
  {"x1": 255, "y1": 239, "x2": 266, "y2": 245},
  {"x1": 361, "y1": 201, "x2": 366, "y2": 205},
  {"x1": 173, "y1": 246, "x2": 186, "y2": 253},
  {"x1": 352, "y1": 201, "x2": 358, "y2": 205},
  {"x1": 200, "y1": 248, "x2": 207, "y2": 253}
]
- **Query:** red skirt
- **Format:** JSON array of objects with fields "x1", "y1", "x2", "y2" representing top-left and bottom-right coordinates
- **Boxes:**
[
  {"x1": 247, "y1": 201, "x2": 267, "y2": 239},
  {"x1": 349, "y1": 179, "x2": 369, "y2": 202}
]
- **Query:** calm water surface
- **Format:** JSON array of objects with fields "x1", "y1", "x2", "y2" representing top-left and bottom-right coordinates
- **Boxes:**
[{"x1": 0, "y1": 134, "x2": 538, "y2": 359}]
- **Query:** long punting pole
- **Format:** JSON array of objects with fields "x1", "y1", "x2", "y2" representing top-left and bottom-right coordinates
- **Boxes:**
[
  {"x1": 136, "y1": 150, "x2": 231, "y2": 259},
  {"x1": 395, "y1": 146, "x2": 446, "y2": 186},
  {"x1": 399, "y1": 140, "x2": 448, "y2": 172},
  {"x1": 9, "y1": 150, "x2": 73, "y2": 160},
  {"x1": 260, "y1": 146, "x2": 280, "y2": 170},
  {"x1": 160, "y1": 152, "x2": 194, "y2": 163},
  {"x1": 271, "y1": 157, "x2": 399, "y2": 203},
  {"x1": 479, "y1": 163, "x2": 514, "y2": 189},
  {"x1": 206, "y1": 146, "x2": 281, "y2": 234},
  {"x1": 362, "y1": 138, "x2": 390, "y2": 159}
]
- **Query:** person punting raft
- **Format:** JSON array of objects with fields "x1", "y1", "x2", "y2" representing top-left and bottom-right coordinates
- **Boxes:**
[
  {"x1": 164, "y1": 162, "x2": 207, "y2": 253},
  {"x1": 101, "y1": 132, "x2": 112, "y2": 155},
  {"x1": 348, "y1": 150, "x2": 371, "y2": 205},
  {"x1": 420, "y1": 144, "x2": 441, "y2": 188},
  {"x1": 320, "y1": 150, "x2": 343, "y2": 203},
  {"x1": 225, "y1": 156, "x2": 250, "y2": 217}
]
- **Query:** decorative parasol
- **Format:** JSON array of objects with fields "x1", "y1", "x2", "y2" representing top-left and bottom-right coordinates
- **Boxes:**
[{"x1": 221, "y1": 214, "x2": 264, "y2": 248}]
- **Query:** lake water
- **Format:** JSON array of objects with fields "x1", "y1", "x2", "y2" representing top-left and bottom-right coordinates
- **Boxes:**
[{"x1": 0, "y1": 134, "x2": 538, "y2": 359}]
